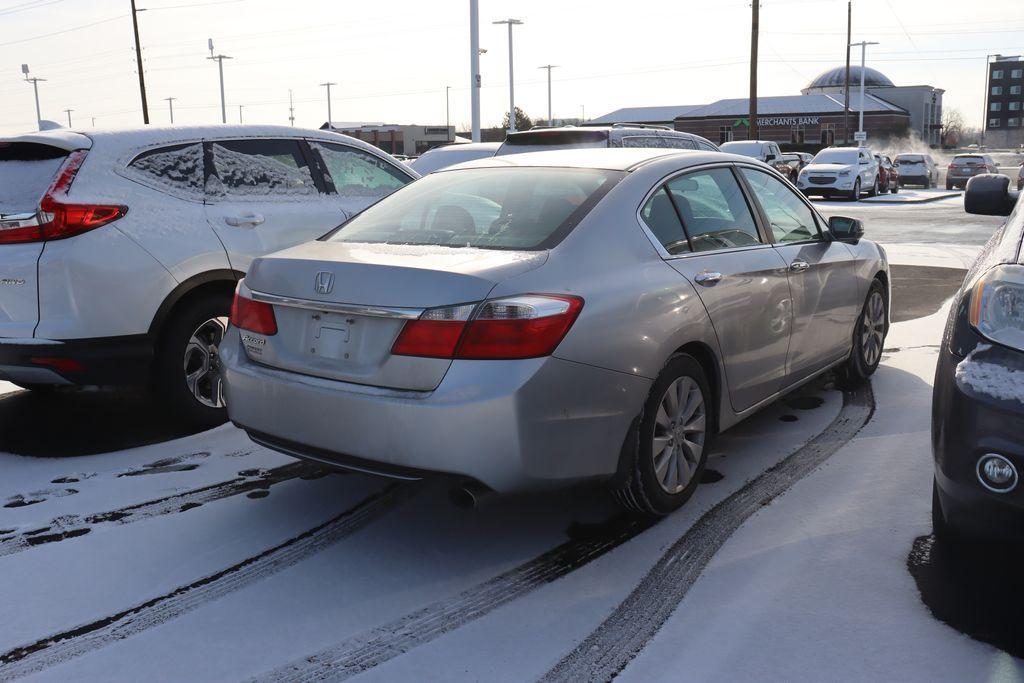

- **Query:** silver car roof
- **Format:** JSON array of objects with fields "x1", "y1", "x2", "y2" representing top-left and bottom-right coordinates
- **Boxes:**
[{"x1": 443, "y1": 148, "x2": 760, "y2": 173}]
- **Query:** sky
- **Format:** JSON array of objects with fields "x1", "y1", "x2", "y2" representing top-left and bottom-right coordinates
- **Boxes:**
[{"x1": 0, "y1": 0, "x2": 1022, "y2": 136}]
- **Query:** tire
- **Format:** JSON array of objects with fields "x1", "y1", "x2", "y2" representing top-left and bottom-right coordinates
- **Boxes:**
[
  {"x1": 154, "y1": 293, "x2": 232, "y2": 427},
  {"x1": 867, "y1": 176, "x2": 879, "y2": 197},
  {"x1": 849, "y1": 178, "x2": 861, "y2": 201},
  {"x1": 842, "y1": 279, "x2": 887, "y2": 382},
  {"x1": 612, "y1": 354, "x2": 713, "y2": 516},
  {"x1": 945, "y1": 181, "x2": 953, "y2": 190},
  {"x1": 890, "y1": 182, "x2": 899, "y2": 194}
]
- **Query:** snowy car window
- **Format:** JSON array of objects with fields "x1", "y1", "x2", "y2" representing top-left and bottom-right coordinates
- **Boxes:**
[
  {"x1": 666, "y1": 168, "x2": 762, "y2": 252},
  {"x1": 127, "y1": 143, "x2": 204, "y2": 198},
  {"x1": 207, "y1": 139, "x2": 317, "y2": 199},
  {"x1": 620, "y1": 135, "x2": 696, "y2": 150},
  {"x1": 310, "y1": 142, "x2": 410, "y2": 198},
  {"x1": 740, "y1": 168, "x2": 820, "y2": 244}
]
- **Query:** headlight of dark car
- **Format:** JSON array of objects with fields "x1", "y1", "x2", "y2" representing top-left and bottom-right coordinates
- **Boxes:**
[{"x1": 970, "y1": 264, "x2": 1024, "y2": 351}]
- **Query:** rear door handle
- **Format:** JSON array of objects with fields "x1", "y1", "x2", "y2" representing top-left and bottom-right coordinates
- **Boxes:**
[
  {"x1": 789, "y1": 260, "x2": 810, "y2": 272},
  {"x1": 225, "y1": 213, "x2": 265, "y2": 227},
  {"x1": 694, "y1": 271, "x2": 723, "y2": 286}
]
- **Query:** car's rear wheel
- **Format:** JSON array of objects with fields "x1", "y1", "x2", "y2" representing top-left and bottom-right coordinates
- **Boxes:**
[
  {"x1": 613, "y1": 354, "x2": 712, "y2": 516},
  {"x1": 154, "y1": 293, "x2": 232, "y2": 426},
  {"x1": 842, "y1": 279, "x2": 887, "y2": 382}
]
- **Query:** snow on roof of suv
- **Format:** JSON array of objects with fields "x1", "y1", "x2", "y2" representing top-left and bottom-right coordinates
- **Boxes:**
[{"x1": 445, "y1": 146, "x2": 710, "y2": 171}]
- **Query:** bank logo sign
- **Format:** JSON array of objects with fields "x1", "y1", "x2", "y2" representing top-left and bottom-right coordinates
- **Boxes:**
[{"x1": 733, "y1": 116, "x2": 822, "y2": 127}]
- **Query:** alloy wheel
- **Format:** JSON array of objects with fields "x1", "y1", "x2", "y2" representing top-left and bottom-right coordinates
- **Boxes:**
[
  {"x1": 182, "y1": 316, "x2": 228, "y2": 409},
  {"x1": 860, "y1": 291, "x2": 886, "y2": 367},
  {"x1": 651, "y1": 376, "x2": 706, "y2": 494}
]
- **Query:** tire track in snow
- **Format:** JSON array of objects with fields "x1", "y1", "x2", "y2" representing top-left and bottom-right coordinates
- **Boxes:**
[
  {"x1": 0, "y1": 484, "x2": 412, "y2": 682},
  {"x1": 250, "y1": 383, "x2": 872, "y2": 683},
  {"x1": 541, "y1": 380, "x2": 874, "y2": 682},
  {"x1": 0, "y1": 462, "x2": 325, "y2": 559}
]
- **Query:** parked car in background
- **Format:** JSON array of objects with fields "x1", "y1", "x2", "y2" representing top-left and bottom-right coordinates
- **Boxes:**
[
  {"x1": 495, "y1": 124, "x2": 719, "y2": 156},
  {"x1": 874, "y1": 154, "x2": 899, "y2": 194},
  {"x1": 0, "y1": 125, "x2": 415, "y2": 423},
  {"x1": 947, "y1": 153, "x2": 999, "y2": 190},
  {"x1": 932, "y1": 173, "x2": 1023, "y2": 544},
  {"x1": 720, "y1": 140, "x2": 794, "y2": 180},
  {"x1": 780, "y1": 153, "x2": 807, "y2": 181},
  {"x1": 409, "y1": 142, "x2": 501, "y2": 174},
  {"x1": 796, "y1": 146, "x2": 880, "y2": 200},
  {"x1": 893, "y1": 153, "x2": 939, "y2": 188},
  {"x1": 221, "y1": 147, "x2": 889, "y2": 516}
]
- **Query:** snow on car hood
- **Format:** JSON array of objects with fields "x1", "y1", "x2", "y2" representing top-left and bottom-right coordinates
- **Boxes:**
[{"x1": 802, "y1": 163, "x2": 855, "y2": 174}]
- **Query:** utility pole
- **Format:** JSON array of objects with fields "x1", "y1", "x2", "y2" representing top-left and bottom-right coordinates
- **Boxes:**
[
  {"x1": 21, "y1": 65, "x2": 45, "y2": 130},
  {"x1": 238, "y1": 104, "x2": 243, "y2": 124},
  {"x1": 130, "y1": 0, "x2": 150, "y2": 124},
  {"x1": 445, "y1": 85, "x2": 451, "y2": 136},
  {"x1": 207, "y1": 39, "x2": 232, "y2": 124},
  {"x1": 63, "y1": 109, "x2": 73, "y2": 127},
  {"x1": 91, "y1": 117, "x2": 96, "y2": 127},
  {"x1": 748, "y1": 0, "x2": 759, "y2": 140},
  {"x1": 539, "y1": 64, "x2": 558, "y2": 125},
  {"x1": 493, "y1": 18, "x2": 523, "y2": 132},
  {"x1": 470, "y1": 0, "x2": 481, "y2": 142},
  {"x1": 288, "y1": 89, "x2": 295, "y2": 126},
  {"x1": 581, "y1": 104, "x2": 585, "y2": 123},
  {"x1": 851, "y1": 40, "x2": 879, "y2": 142},
  {"x1": 320, "y1": 82, "x2": 336, "y2": 128},
  {"x1": 164, "y1": 96, "x2": 176, "y2": 124},
  {"x1": 843, "y1": 0, "x2": 851, "y2": 144}
]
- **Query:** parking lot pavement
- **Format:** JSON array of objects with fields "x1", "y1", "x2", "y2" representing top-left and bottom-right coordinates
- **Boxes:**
[{"x1": 855, "y1": 188, "x2": 961, "y2": 204}]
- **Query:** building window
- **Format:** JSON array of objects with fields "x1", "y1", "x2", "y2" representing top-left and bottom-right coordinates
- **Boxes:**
[
  {"x1": 790, "y1": 124, "x2": 805, "y2": 144},
  {"x1": 989, "y1": 118, "x2": 1001, "y2": 128},
  {"x1": 991, "y1": 102, "x2": 1002, "y2": 111},
  {"x1": 719, "y1": 126, "x2": 734, "y2": 144},
  {"x1": 1013, "y1": 69, "x2": 1024, "y2": 79},
  {"x1": 992, "y1": 86, "x2": 1003, "y2": 95},
  {"x1": 1011, "y1": 86, "x2": 1022, "y2": 95},
  {"x1": 1011, "y1": 102, "x2": 1021, "y2": 111},
  {"x1": 820, "y1": 123, "x2": 835, "y2": 146},
  {"x1": 1010, "y1": 118, "x2": 1020, "y2": 128},
  {"x1": 993, "y1": 70, "x2": 1004, "y2": 79}
]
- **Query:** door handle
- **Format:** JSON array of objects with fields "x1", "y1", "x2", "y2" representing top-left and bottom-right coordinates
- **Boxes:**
[
  {"x1": 694, "y1": 271, "x2": 723, "y2": 286},
  {"x1": 790, "y1": 260, "x2": 810, "y2": 272},
  {"x1": 225, "y1": 213, "x2": 265, "y2": 227}
]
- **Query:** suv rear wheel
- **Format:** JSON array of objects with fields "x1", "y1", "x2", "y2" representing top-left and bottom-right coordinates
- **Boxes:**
[{"x1": 155, "y1": 293, "x2": 232, "y2": 426}]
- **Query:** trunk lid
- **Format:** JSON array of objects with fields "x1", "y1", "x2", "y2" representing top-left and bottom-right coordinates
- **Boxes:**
[{"x1": 242, "y1": 241, "x2": 548, "y2": 390}]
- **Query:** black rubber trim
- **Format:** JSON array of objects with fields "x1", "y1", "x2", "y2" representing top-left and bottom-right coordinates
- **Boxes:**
[
  {"x1": 0, "y1": 334, "x2": 153, "y2": 386},
  {"x1": 147, "y1": 269, "x2": 242, "y2": 338}
]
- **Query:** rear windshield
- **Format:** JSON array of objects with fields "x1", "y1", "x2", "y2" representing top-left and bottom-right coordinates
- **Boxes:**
[
  {"x1": 720, "y1": 142, "x2": 763, "y2": 156},
  {"x1": 323, "y1": 167, "x2": 623, "y2": 251},
  {"x1": 812, "y1": 149, "x2": 858, "y2": 164},
  {"x1": 496, "y1": 130, "x2": 608, "y2": 156},
  {"x1": 952, "y1": 156, "x2": 984, "y2": 165},
  {"x1": 895, "y1": 155, "x2": 924, "y2": 163},
  {"x1": 0, "y1": 143, "x2": 67, "y2": 214}
]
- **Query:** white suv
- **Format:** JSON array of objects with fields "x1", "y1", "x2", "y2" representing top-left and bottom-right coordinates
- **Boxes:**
[
  {"x1": 796, "y1": 146, "x2": 880, "y2": 200},
  {"x1": 0, "y1": 125, "x2": 415, "y2": 422}
]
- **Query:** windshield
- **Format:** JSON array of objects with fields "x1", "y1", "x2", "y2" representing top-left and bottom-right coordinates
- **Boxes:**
[
  {"x1": 812, "y1": 149, "x2": 858, "y2": 165},
  {"x1": 720, "y1": 142, "x2": 763, "y2": 156},
  {"x1": 0, "y1": 143, "x2": 67, "y2": 214},
  {"x1": 496, "y1": 130, "x2": 609, "y2": 156},
  {"x1": 323, "y1": 167, "x2": 623, "y2": 251}
]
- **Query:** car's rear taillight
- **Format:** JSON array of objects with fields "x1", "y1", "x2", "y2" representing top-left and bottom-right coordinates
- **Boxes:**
[
  {"x1": 0, "y1": 149, "x2": 126, "y2": 245},
  {"x1": 391, "y1": 295, "x2": 583, "y2": 360},
  {"x1": 230, "y1": 286, "x2": 278, "y2": 335}
]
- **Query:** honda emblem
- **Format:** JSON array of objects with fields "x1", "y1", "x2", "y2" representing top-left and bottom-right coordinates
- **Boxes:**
[{"x1": 314, "y1": 271, "x2": 335, "y2": 295}]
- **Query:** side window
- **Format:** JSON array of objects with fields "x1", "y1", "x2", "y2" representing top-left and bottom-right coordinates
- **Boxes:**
[
  {"x1": 741, "y1": 168, "x2": 821, "y2": 244},
  {"x1": 697, "y1": 140, "x2": 718, "y2": 152},
  {"x1": 621, "y1": 135, "x2": 695, "y2": 150},
  {"x1": 207, "y1": 139, "x2": 317, "y2": 199},
  {"x1": 640, "y1": 186, "x2": 690, "y2": 255},
  {"x1": 666, "y1": 167, "x2": 762, "y2": 252},
  {"x1": 127, "y1": 143, "x2": 204, "y2": 197},
  {"x1": 310, "y1": 142, "x2": 411, "y2": 198}
]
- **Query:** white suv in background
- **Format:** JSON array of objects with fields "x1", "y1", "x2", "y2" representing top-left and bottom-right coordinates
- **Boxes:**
[
  {"x1": 0, "y1": 125, "x2": 415, "y2": 423},
  {"x1": 796, "y1": 146, "x2": 880, "y2": 200}
]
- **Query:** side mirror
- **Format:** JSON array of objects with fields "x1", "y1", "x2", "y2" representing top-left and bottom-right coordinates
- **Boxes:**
[
  {"x1": 828, "y1": 215, "x2": 864, "y2": 241},
  {"x1": 965, "y1": 174, "x2": 1020, "y2": 217}
]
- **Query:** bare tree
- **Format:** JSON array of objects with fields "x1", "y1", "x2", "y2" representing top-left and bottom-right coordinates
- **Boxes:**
[{"x1": 942, "y1": 108, "x2": 966, "y2": 137}]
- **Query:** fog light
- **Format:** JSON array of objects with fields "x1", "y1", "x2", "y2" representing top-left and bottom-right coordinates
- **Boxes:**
[{"x1": 977, "y1": 454, "x2": 1018, "y2": 493}]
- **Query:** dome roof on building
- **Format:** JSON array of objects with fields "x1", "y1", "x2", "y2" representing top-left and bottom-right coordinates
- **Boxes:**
[{"x1": 804, "y1": 66, "x2": 894, "y2": 92}]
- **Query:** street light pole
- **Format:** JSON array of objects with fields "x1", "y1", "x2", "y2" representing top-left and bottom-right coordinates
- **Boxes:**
[
  {"x1": 164, "y1": 96, "x2": 176, "y2": 124},
  {"x1": 238, "y1": 104, "x2": 244, "y2": 124},
  {"x1": 470, "y1": 0, "x2": 481, "y2": 142},
  {"x1": 207, "y1": 40, "x2": 232, "y2": 124},
  {"x1": 493, "y1": 18, "x2": 523, "y2": 132},
  {"x1": 63, "y1": 109, "x2": 73, "y2": 127},
  {"x1": 320, "y1": 82, "x2": 336, "y2": 128},
  {"x1": 843, "y1": 0, "x2": 851, "y2": 144},
  {"x1": 21, "y1": 65, "x2": 45, "y2": 130},
  {"x1": 539, "y1": 64, "x2": 558, "y2": 125},
  {"x1": 130, "y1": 0, "x2": 150, "y2": 124},
  {"x1": 749, "y1": 0, "x2": 759, "y2": 140},
  {"x1": 288, "y1": 89, "x2": 295, "y2": 126},
  {"x1": 850, "y1": 40, "x2": 879, "y2": 143},
  {"x1": 445, "y1": 85, "x2": 451, "y2": 135}
]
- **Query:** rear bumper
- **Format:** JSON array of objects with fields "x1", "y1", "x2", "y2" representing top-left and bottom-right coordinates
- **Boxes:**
[
  {"x1": 932, "y1": 343, "x2": 1024, "y2": 538},
  {"x1": 220, "y1": 328, "x2": 650, "y2": 493},
  {"x1": 0, "y1": 334, "x2": 153, "y2": 386}
]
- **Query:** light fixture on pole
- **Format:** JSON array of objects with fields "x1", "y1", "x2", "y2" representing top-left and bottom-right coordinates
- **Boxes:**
[
  {"x1": 850, "y1": 40, "x2": 879, "y2": 144},
  {"x1": 63, "y1": 109, "x2": 73, "y2": 127},
  {"x1": 22, "y1": 64, "x2": 45, "y2": 131},
  {"x1": 320, "y1": 82, "x2": 336, "y2": 128},
  {"x1": 539, "y1": 64, "x2": 558, "y2": 125},
  {"x1": 470, "y1": 0, "x2": 481, "y2": 142},
  {"x1": 164, "y1": 96, "x2": 176, "y2": 124},
  {"x1": 493, "y1": 18, "x2": 523, "y2": 133},
  {"x1": 207, "y1": 39, "x2": 232, "y2": 124}
]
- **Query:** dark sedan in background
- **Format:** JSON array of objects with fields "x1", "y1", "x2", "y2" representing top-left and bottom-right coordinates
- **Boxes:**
[{"x1": 932, "y1": 173, "x2": 1024, "y2": 543}]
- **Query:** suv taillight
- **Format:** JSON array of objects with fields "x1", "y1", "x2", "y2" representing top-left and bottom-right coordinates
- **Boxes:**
[
  {"x1": 0, "y1": 149, "x2": 127, "y2": 245},
  {"x1": 392, "y1": 294, "x2": 583, "y2": 360}
]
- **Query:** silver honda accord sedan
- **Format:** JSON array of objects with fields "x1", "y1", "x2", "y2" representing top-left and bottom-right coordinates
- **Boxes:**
[{"x1": 220, "y1": 148, "x2": 889, "y2": 515}]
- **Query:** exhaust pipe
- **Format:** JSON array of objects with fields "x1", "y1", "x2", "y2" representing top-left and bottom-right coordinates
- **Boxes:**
[{"x1": 449, "y1": 481, "x2": 493, "y2": 508}]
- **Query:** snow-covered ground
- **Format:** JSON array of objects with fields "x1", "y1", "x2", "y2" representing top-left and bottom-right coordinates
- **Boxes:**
[{"x1": 0, "y1": 244, "x2": 1015, "y2": 682}]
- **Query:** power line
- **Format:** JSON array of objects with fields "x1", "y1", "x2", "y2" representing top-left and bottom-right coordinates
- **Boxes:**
[
  {"x1": 0, "y1": 14, "x2": 126, "y2": 48},
  {"x1": 0, "y1": 0, "x2": 69, "y2": 17}
]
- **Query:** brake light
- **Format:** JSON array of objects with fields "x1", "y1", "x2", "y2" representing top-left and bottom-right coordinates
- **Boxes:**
[
  {"x1": 391, "y1": 295, "x2": 583, "y2": 360},
  {"x1": 0, "y1": 149, "x2": 126, "y2": 245},
  {"x1": 229, "y1": 286, "x2": 278, "y2": 335}
]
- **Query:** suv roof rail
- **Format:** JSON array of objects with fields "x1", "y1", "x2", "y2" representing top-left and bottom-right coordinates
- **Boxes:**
[{"x1": 610, "y1": 122, "x2": 674, "y2": 131}]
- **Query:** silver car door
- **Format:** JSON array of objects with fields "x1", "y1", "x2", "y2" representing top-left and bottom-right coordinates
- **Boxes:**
[
  {"x1": 642, "y1": 165, "x2": 793, "y2": 412},
  {"x1": 739, "y1": 166, "x2": 860, "y2": 380}
]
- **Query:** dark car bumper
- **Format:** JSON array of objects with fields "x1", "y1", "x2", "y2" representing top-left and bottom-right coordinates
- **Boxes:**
[
  {"x1": 0, "y1": 335, "x2": 153, "y2": 387},
  {"x1": 932, "y1": 342, "x2": 1024, "y2": 538}
]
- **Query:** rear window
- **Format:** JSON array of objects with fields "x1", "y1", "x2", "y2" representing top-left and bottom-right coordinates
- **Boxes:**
[
  {"x1": 0, "y1": 143, "x2": 67, "y2": 214},
  {"x1": 895, "y1": 155, "x2": 924, "y2": 164},
  {"x1": 952, "y1": 156, "x2": 984, "y2": 165},
  {"x1": 496, "y1": 130, "x2": 608, "y2": 155},
  {"x1": 323, "y1": 167, "x2": 623, "y2": 251},
  {"x1": 620, "y1": 135, "x2": 695, "y2": 150},
  {"x1": 720, "y1": 142, "x2": 763, "y2": 156}
]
